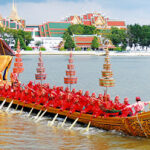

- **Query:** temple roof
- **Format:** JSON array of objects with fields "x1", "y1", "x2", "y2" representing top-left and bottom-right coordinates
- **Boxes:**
[
  {"x1": 107, "y1": 21, "x2": 125, "y2": 26},
  {"x1": 75, "y1": 36, "x2": 94, "y2": 43},
  {"x1": 9, "y1": 0, "x2": 20, "y2": 21},
  {"x1": 83, "y1": 21, "x2": 92, "y2": 26},
  {"x1": 0, "y1": 39, "x2": 15, "y2": 56}
]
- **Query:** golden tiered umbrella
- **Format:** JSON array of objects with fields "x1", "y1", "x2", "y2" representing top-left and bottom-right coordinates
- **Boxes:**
[
  {"x1": 99, "y1": 47, "x2": 115, "y2": 94},
  {"x1": 35, "y1": 51, "x2": 46, "y2": 84},
  {"x1": 13, "y1": 40, "x2": 24, "y2": 76},
  {"x1": 64, "y1": 52, "x2": 78, "y2": 90}
]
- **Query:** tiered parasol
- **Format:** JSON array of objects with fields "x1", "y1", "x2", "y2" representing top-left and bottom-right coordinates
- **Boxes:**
[
  {"x1": 35, "y1": 51, "x2": 46, "y2": 84},
  {"x1": 99, "y1": 47, "x2": 115, "y2": 93},
  {"x1": 64, "y1": 52, "x2": 77, "y2": 90},
  {"x1": 13, "y1": 40, "x2": 24, "y2": 76}
]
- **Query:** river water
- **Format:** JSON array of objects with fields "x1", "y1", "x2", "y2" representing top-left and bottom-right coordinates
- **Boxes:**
[{"x1": 1, "y1": 55, "x2": 150, "y2": 149}]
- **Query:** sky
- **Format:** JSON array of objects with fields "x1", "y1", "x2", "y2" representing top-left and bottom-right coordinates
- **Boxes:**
[{"x1": 0, "y1": 0, "x2": 149, "y2": 25}]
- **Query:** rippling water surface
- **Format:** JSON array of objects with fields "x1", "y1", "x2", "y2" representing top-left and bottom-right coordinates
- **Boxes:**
[{"x1": 1, "y1": 55, "x2": 150, "y2": 149}]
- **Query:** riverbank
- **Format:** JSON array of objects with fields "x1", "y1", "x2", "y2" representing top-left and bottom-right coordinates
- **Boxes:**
[{"x1": 19, "y1": 50, "x2": 150, "y2": 56}]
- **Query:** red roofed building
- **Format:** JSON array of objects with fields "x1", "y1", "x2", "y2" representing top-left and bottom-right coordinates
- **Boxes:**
[
  {"x1": 107, "y1": 21, "x2": 126, "y2": 29},
  {"x1": 73, "y1": 35, "x2": 97, "y2": 48},
  {"x1": 71, "y1": 34, "x2": 115, "y2": 49},
  {"x1": 83, "y1": 21, "x2": 92, "y2": 26},
  {"x1": 65, "y1": 12, "x2": 126, "y2": 34},
  {"x1": 66, "y1": 15, "x2": 82, "y2": 24}
]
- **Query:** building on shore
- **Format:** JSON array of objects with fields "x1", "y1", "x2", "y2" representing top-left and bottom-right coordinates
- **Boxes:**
[
  {"x1": 0, "y1": 1, "x2": 25, "y2": 30},
  {"x1": 71, "y1": 34, "x2": 115, "y2": 50},
  {"x1": 65, "y1": 13, "x2": 126, "y2": 36},
  {"x1": 0, "y1": 1, "x2": 125, "y2": 50},
  {"x1": 72, "y1": 34, "x2": 102, "y2": 49},
  {"x1": 25, "y1": 22, "x2": 71, "y2": 50}
]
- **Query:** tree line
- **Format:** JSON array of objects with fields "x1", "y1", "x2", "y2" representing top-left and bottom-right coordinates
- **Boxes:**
[
  {"x1": 63, "y1": 24, "x2": 150, "y2": 50},
  {"x1": 0, "y1": 27, "x2": 32, "y2": 50},
  {"x1": 106, "y1": 24, "x2": 150, "y2": 50}
]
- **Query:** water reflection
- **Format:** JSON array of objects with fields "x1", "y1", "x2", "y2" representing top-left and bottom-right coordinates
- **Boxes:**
[{"x1": 0, "y1": 109, "x2": 150, "y2": 149}]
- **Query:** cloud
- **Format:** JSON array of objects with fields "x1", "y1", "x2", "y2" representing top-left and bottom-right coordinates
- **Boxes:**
[{"x1": 0, "y1": 0, "x2": 149, "y2": 25}]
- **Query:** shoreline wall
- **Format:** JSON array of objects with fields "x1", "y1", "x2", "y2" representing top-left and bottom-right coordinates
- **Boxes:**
[{"x1": 19, "y1": 51, "x2": 150, "y2": 56}]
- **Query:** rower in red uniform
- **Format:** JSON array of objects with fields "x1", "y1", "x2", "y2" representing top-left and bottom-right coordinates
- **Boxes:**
[
  {"x1": 84, "y1": 91, "x2": 90, "y2": 98},
  {"x1": 53, "y1": 85, "x2": 56, "y2": 91},
  {"x1": 76, "y1": 89, "x2": 83, "y2": 96},
  {"x1": 60, "y1": 93, "x2": 72, "y2": 111},
  {"x1": 91, "y1": 92, "x2": 96, "y2": 98},
  {"x1": 120, "y1": 97, "x2": 133, "y2": 117},
  {"x1": 93, "y1": 99, "x2": 104, "y2": 117},
  {"x1": 10, "y1": 72, "x2": 18, "y2": 87},
  {"x1": 98, "y1": 94, "x2": 103, "y2": 102},
  {"x1": 69, "y1": 95, "x2": 83, "y2": 113},
  {"x1": 72, "y1": 88, "x2": 76, "y2": 94},
  {"x1": 113, "y1": 96, "x2": 123, "y2": 110},
  {"x1": 65, "y1": 87, "x2": 69, "y2": 92},
  {"x1": 102, "y1": 94, "x2": 114, "y2": 110}
]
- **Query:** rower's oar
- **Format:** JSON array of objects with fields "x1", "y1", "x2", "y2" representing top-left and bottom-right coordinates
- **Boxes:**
[
  {"x1": 15, "y1": 100, "x2": 23, "y2": 110},
  {"x1": 60, "y1": 116, "x2": 68, "y2": 128},
  {"x1": 0, "y1": 99, "x2": 6, "y2": 109},
  {"x1": 69, "y1": 118, "x2": 79, "y2": 130},
  {"x1": 84, "y1": 114, "x2": 95, "y2": 132},
  {"x1": 68, "y1": 110, "x2": 83, "y2": 130},
  {"x1": 48, "y1": 113, "x2": 58, "y2": 127},
  {"x1": 27, "y1": 108, "x2": 34, "y2": 117},
  {"x1": 34, "y1": 110, "x2": 42, "y2": 120},
  {"x1": 6, "y1": 100, "x2": 13, "y2": 112},
  {"x1": 15, "y1": 104, "x2": 19, "y2": 110},
  {"x1": 84, "y1": 121, "x2": 91, "y2": 132},
  {"x1": 19, "y1": 106, "x2": 24, "y2": 115},
  {"x1": 35, "y1": 109, "x2": 47, "y2": 123}
]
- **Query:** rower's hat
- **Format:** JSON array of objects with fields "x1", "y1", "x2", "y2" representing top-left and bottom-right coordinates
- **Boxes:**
[
  {"x1": 92, "y1": 92, "x2": 96, "y2": 97},
  {"x1": 124, "y1": 97, "x2": 129, "y2": 101},
  {"x1": 136, "y1": 97, "x2": 141, "y2": 101},
  {"x1": 72, "y1": 88, "x2": 76, "y2": 93},
  {"x1": 65, "y1": 87, "x2": 70, "y2": 92},
  {"x1": 98, "y1": 93, "x2": 103, "y2": 98},
  {"x1": 115, "y1": 96, "x2": 119, "y2": 100}
]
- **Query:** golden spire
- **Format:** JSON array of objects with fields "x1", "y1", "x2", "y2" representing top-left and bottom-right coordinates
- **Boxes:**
[
  {"x1": 99, "y1": 41, "x2": 115, "y2": 93},
  {"x1": 0, "y1": 14, "x2": 3, "y2": 21},
  {"x1": 9, "y1": 0, "x2": 20, "y2": 21}
]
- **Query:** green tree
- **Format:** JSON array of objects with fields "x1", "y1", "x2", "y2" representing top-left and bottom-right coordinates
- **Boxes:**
[
  {"x1": 0, "y1": 27, "x2": 32, "y2": 48},
  {"x1": 66, "y1": 24, "x2": 98, "y2": 36},
  {"x1": 0, "y1": 27, "x2": 4, "y2": 38},
  {"x1": 63, "y1": 31, "x2": 70, "y2": 40},
  {"x1": 35, "y1": 41, "x2": 42, "y2": 48},
  {"x1": 64, "y1": 35, "x2": 75, "y2": 50},
  {"x1": 68, "y1": 24, "x2": 84, "y2": 35},
  {"x1": 91, "y1": 36, "x2": 99, "y2": 50},
  {"x1": 83, "y1": 25, "x2": 97, "y2": 34},
  {"x1": 127, "y1": 24, "x2": 142, "y2": 48},
  {"x1": 15, "y1": 36, "x2": 26, "y2": 50},
  {"x1": 107, "y1": 27, "x2": 127, "y2": 49},
  {"x1": 139, "y1": 25, "x2": 150, "y2": 49},
  {"x1": 24, "y1": 32, "x2": 33, "y2": 46}
]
